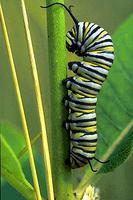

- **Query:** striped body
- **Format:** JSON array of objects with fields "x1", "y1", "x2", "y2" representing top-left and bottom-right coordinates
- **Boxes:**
[{"x1": 64, "y1": 22, "x2": 114, "y2": 168}]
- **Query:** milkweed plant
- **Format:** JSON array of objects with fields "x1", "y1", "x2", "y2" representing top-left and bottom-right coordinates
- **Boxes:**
[{"x1": 0, "y1": 0, "x2": 133, "y2": 200}]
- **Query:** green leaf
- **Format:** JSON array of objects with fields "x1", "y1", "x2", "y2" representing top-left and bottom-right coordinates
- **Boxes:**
[
  {"x1": 99, "y1": 122, "x2": 133, "y2": 173},
  {"x1": 0, "y1": 134, "x2": 36, "y2": 200},
  {"x1": 75, "y1": 15, "x2": 133, "y2": 193},
  {"x1": 0, "y1": 122, "x2": 25, "y2": 155},
  {"x1": 96, "y1": 14, "x2": 133, "y2": 171}
]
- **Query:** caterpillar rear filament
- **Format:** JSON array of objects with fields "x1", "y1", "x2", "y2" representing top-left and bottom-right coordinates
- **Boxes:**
[{"x1": 41, "y1": 3, "x2": 114, "y2": 171}]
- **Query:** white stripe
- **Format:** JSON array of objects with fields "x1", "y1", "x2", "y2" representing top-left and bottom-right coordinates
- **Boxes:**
[
  {"x1": 73, "y1": 76, "x2": 101, "y2": 89},
  {"x1": 78, "y1": 22, "x2": 84, "y2": 42},
  {"x1": 88, "y1": 41, "x2": 113, "y2": 51},
  {"x1": 84, "y1": 55, "x2": 114, "y2": 66},
  {"x1": 74, "y1": 149, "x2": 95, "y2": 158},
  {"x1": 80, "y1": 134, "x2": 97, "y2": 140},
  {"x1": 83, "y1": 62, "x2": 108, "y2": 75},
  {"x1": 84, "y1": 27, "x2": 104, "y2": 48},
  {"x1": 68, "y1": 112, "x2": 96, "y2": 120}
]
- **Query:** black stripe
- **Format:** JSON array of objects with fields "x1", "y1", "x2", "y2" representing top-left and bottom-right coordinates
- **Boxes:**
[
  {"x1": 77, "y1": 142, "x2": 97, "y2": 147},
  {"x1": 80, "y1": 23, "x2": 95, "y2": 46},
  {"x1": 81, "y1": 64, "x2": 107, "y2": 78},
  {"x1": 84, "y1": 53, "x2": 114, "y2": 63},
  {"x1": 76, "y1": 71, "x2": 104, "y2": 84},
  {"x1": 70, "y1": 62, "x2": 106, "y2": 80},
  {"x1": 74, "y1": 152, "x2": 94, "y2": 160},
  {"x1": 71, "y1": 152, "x2": 87, "y2": 164},
  {"x1": 73, "y1": 146, "x2": 96, "y2": 154},
  {"x1": 68, "y1": 117, "x2": 96, "y2": 123},
  {"x1": 88, "y1": 25, "x2": 101, "y2": 38},
  {"x1": 76, "y1": 24, "x2": 79, "y2": 42},
  {"x1": 85, "y1": 23, "x2": 95, "y2": 37},
  {"x1": 68, "y1": 30, "x2": 75, "y2": 38},
  {"x1": 83, "y1": 57, "x2": 112, "y2": 68},
  {"x1": 72, "y1": 124, "x2": 96, "y2": 128},
  {"x1": 71, "y1": 138, "x2": 97, "y2": 143},
  {"x1": 73, "y1": 26, "x2": 76, "y2": 35},
  {"x1": 84, "y1": 72, "x2": 105, "y2": 82},
  {"x1": 71, "y1": 157, "x2": 81, "y2": 168},
  {"x1": 70, "y1": 106, "x2": 95, "y2": 112},
  {"x1": 87, "y1": 38, "x2": 113, "y2": 50},
  {"x1": 81, "y1": 131, "x2": 97, "y2": 136},
  {"x1": 84, "y1": 40, "x2": 113, "y2": 53},
  {"x1": 70, "y1": 78, "x2": 100, "y2": 92},
  {"x1": 84, "y1": 29, "x2": 105, "y2": 49},
  {"x1": 90, "y1": 44, "x2": 113, "y2": 51},
  {"x1": 67, "y1": 96, "x2": 96, "y2": 106},
  {"x1": 82, "y1": 22, "x2": 86, "y2": 39},
  {"x1": 83, "y1": 26, "x2": 103, "y2": 46},
  {"x1": 71, "y1": 130, "x2": 97, "y2": 135}
]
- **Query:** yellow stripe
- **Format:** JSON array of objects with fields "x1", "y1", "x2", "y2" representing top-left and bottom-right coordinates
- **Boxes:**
[
  {"x1": 99, "y1": 63, "x2": 110, "y2": 70},
  {"x1": 96, "y1": 30, "x2": 107, "y2": 41},
  {"x1": 66, "y1": 37, "x2": 72, "y2": 45},
  {"x1": 71, "y1": 108, "x2": 95, "y2": 113},
  {"x1": 72, "y1": 126, "x2": 96, "y2": 132},
  {"x1": 84, "y1": 22, "x2": 89, "y2": 37},
  {"x1": 87, "y1": 94, "x2": 96, "y2": 98},
  {"x1": 84, "y1": 109, "x2": 95, "y2": 113},
  {"x1": 78, "y1": 69, "x2": 102, "y2": 84},
  {"x1": 83, "y1": 60, "x2": 110, "y2": 70},
  {"x1": 103, "y1": 46, "x2": 114, "y2": 51},
  {"x1": 86, "y1": 126, "x2": 96, "y2": 132},
  {"x1": 80, "y1": 146, "x2": 96, "y2": 151},
  {"x1": 86, "y1": 75, "x2": 103, "y2": 85},
  {"x1": 72, "y1": 27, "x2": 76, "y2": 37}
]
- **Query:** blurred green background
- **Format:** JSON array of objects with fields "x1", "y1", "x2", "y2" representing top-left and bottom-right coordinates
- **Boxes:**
[{"x1": 0, "y1": 0, "x2": 133, "y2": 199}]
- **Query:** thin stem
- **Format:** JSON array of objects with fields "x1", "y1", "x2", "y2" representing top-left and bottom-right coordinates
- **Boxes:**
[
  {"x1": 45, "y1": 0, "x2": 73, "y2": 199},
  {"x1": 18, "y1": 133, "x2": 41, "y2": 159},
  {"x1": 20, "y1": 1, "x2": 54, "y2": 200},
  {"x1": 0, "y1": 4, "x2": 42, "y2": 200}
]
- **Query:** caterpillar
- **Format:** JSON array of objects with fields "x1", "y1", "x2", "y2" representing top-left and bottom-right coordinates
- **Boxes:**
[{"x1": 41, "y1": 3, "x2": 114, "y2": 172}]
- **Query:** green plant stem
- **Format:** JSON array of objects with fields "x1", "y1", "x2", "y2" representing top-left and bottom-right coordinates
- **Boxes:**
[{"x1": 45, "y1": 0, "x2": 73, "y2": 199}]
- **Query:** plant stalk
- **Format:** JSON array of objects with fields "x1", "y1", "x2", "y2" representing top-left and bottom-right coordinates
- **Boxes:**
[{"x1": 45, "y1": 0, "x2": 73, "y2": 199}]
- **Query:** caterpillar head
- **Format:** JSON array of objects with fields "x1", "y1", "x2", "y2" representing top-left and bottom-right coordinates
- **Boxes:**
[
  {"x1": 66, "y1": 30, "x2": 78, "y2": 53},
  {"x1": 66, "y1": 22, "x2": 87, "y2": 56}
]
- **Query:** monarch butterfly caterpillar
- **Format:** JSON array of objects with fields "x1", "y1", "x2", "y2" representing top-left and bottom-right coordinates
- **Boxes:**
[{"x1": 41, "y1": 3, "x2": 114, "y2": 172}]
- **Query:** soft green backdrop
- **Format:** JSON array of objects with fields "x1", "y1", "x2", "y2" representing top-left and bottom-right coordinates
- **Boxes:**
[{"x1": 0, "y1": 0, "x2": 133, "y2": 199}]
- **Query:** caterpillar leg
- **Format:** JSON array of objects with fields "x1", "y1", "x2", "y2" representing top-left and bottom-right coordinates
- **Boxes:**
[
  {"x1": 88, "y1": 160, "x2": 97, "y2": 172},
  {"x1": 68, "y1": 61, "x2": 81, "y2": 71},
  {"x1": 88, "y1": 157, "x2": 109, "y2": 172},
  {"x1": 64, "y1": 76, "x2": 101, "y2": 96},
  {"x1": 63, "y1": 96, "x2": 70, "y2": 107},
  {"x1": 94, "y1": 157, "x2": 109, "y2": 163},
  {"x1": 63, "y1": 120, "x2": 68, "y2": 129},
  {"x1": 63, "y1": 119, "x2": 71, "y2": 130},
  {"x1": 65, "y1": 157, "x2": 71, "y2": 166},
  {"x1": 62, "y1": 77, "x2": 73, "y2": 87}
]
